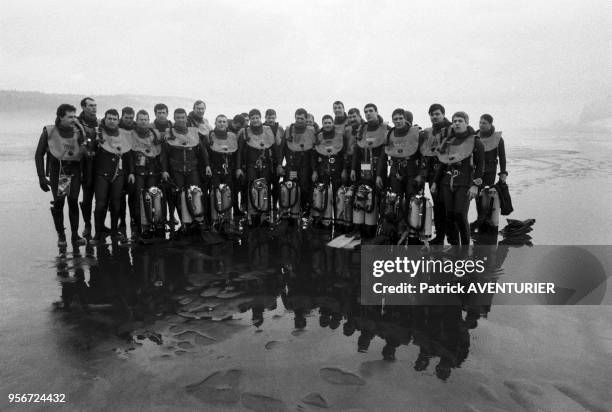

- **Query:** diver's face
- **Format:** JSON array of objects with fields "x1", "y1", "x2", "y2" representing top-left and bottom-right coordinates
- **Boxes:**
[
  {"x1": 430, "y1": 109, "x2": 444, "y2": 125},
  {"x1": 479, "y1": 119, "x2": 492, "y2": 133},
  {"x1": 452, "y1": 117, "x2": 468, "y2": 133}
]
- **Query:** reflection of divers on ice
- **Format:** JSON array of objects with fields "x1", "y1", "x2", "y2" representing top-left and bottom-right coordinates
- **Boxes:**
[{"x1": 53, "y1": 225, "x2": 520, "y2": 381}]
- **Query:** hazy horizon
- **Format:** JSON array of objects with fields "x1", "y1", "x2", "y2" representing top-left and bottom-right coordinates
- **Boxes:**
[{"x1": 1, "y1": 0, "x2": 611, "y2": 128}]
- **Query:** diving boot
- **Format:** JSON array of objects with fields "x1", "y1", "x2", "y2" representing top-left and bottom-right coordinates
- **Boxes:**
[
  {"x1": 57, "y1": 231, "x2": 67, "y2": 247},
  {"x1": 71, "y1": 233, "x2": 87, "y2": 246},
  {"x1": 88, "y1": 232, "x2": 102, "y2": 245}
]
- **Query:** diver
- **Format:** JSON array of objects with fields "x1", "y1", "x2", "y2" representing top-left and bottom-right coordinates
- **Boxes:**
[
  {"x1": 206, "y1": 114, "x2": 243, "y2": 234},
  {"x1": 472, "y1": 114, "x2": 507, "y2": 231},
  {"x1": 129, "y1": 109, "x2": 165, "y2": 241},
  {"x1": 350, "y1": 103, "x2": 389, "y2": 239},
  {"x1": 90, "y1": 109, "x2": 134, "y2": 244},
  {"x1": 431, "y1": 112, "x2": 485, "y2": 245},
  {"x1": 278, "y1": 108, "x2": 316, "y2": 225},
  {"x1": 239, "y1": 109, "x2": 281, "y2": 227},
  {"x1": 35, "y1": 103, "x2": 87, "y2": 246},
  {"x1": 311, "y1": 115, "x2": 346, "y2": 229},
  {"x1": 160, "y1": 108, "x2": 212, "y2": 238}
]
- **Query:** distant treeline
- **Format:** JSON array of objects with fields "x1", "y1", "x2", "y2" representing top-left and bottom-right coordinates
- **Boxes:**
[{"x1": 0, "y1": 90, "x2": 194, "y2": 114}]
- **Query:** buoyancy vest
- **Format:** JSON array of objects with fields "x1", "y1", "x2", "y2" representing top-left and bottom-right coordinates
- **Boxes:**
[
  {"x1": 46, "y1": 125, "x2": 84, "y2": 161},
  {"x1": 315, "y1": 129, "x2": 344, "y2": 156},
  {"x1": 245, "y1": 125, "x2": 275, "y2": 150},
  {"x1": 385, "y1": 126, "x2": 420, "y2": 158},
  {"x1": 166, "y1": 127, "x2": 200, "y2": 148},
  {"x1": 479, "y1": 131, "x2": 502, "y2": 152},
  {"x1": 210, "y1": 131, "x2": 238, "y2": 153},
  {"x1": 437, "y1": 134, "x2": 475, "y2": 165},
  {"x1": 130, "y1": 129, "x2": 161, "y2": 157},
  {"x1": 420, "y1": 127, "x2": 442, "y2": 157},
  {"x1": 100, "y1": 128, "x2": 132, "y2": 155},
  {"x1": 286, "y1": 125, "x2": 316, "y2": 152},
  {"x1": 356, "y1": 123, "x2": 387, "y2": 149}
]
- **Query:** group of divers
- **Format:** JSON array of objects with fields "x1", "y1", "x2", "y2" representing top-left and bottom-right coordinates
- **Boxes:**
[{"x1": 35, "y1": 98, "x2": 508, "y2": 248}]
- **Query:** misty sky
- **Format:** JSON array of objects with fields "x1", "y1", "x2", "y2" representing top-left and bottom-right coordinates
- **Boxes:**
[{"x1": 1, "y1": 0, "x2": 610, "y2": 127}]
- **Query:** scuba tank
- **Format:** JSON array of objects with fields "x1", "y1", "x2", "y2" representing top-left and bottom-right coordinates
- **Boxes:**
[
  {"x1": 311, "y1": 183, "x2": 329, "y2": 213},
  {"x1": 249, "y1": 178, "x2": 270, "y2": 213},
  {"x1": 279, "y1": 179, "x2": 299, "y2": 210},
  {"x1": 408, "y1": 193, "x2": 433, "y2": 237},
  {"x1": 142, "y1": 186, "x2": 165, "y2": 227},
  {"x1": 480, "y1": 186, "x2": 500, "y2": 227},
  {"x1": 381, "y1": 190, "x2": 401, "y2": 217},
  {"x1": 354, "y1": 184, "x2": 375, "y2": 213},
  {"x1": 335, "y1": 185, "x2": 354, "y2": 226},
  {"x1": 212, "y1": 183, "x2": 233, "y2": 214},
  {"x1": 186, "y1": 185, "x2": 205, "y2": 222}
]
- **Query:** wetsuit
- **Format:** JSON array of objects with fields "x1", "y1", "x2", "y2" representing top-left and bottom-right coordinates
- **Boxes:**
[
  {"x1": 377, "y1": 125, "x2": 427, "y2": 241},
  {"x1": 378, "y1": 125, "x2": 427, "y2": 199},
  {"x1": 206, "y1": 128, "x2": 241, "y2": 225},
  {"x1": 280, "y1": 124, "x2": 316, "y2": 219},
  {"x1": 93, "y1": 125, "x2": 133, "y2": 238},
  {"x1": 312, "y1": 127, "x2": 346, "y2": 226},
  {"x1": 239, "y1": 124, "x2": 280, "y2": 225},
  {"x1": 351, "y1": 117, "x2": 388, "y2": 237},
  {"x1": 477, "y1": 127, "x2": 507, "y2": 186},
  {"x1": 77, "y1": 111, "x2": 99, "y2": 234},
  {"x1": 434, "y1": 126, "x2": 485, "y2": 245},
  {"x1": 160, "y1": 126, "x2": 210, "y2": 226},
  {"x1": 421, "y1": 118, "x2": 452, "y2": 243},
  {"x1": 130, "y1": 126, "x2": 163, "y2": 234},
  {"x1": 34, "y1": 121, "x2": 86, "y2": 239}
]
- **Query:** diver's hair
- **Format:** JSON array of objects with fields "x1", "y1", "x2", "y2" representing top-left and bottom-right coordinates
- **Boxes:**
[
  {"x1": 248, "y1": 109, "x2": 261, "y2": 118},
  {"x1": 104, "y1": 109, "x2": 120, "y2": 118},
  {"x1": 80, "y1": 97, "x2": 94, "y2": 109},
  {"x1": 480, "y1": 113, "x2": 494, "y2": 124},
  {"x1": 391, "y1": 108, "x2": 406, "y2": 119},
  {"x1": 347, "y1": 108, "x2": 361, "y2": 116},
  {"x1": 57, "y1": 103, "x2": 76, "y2": 118},
  {"x1": 215, "y1": 114, "x2": 228, "y2": 122},
  {"x1": 154, "y1": 103, "x2": 169, "y2": 114},
  {"x1": 121, "y1": 106, "x2": 135, "y2": 116},
  {"x1": 322, "y1": 114, "x2": 334, "y2": 123},
  {"x1": 295, "y1": 108, "x2": 308, "y2": 118},
  {"x1": 136, "y1": 110, "x2": 149, "y2": 120},
  {"x1": 174, "y1": 108, "x2": 187, "y2": 116},
  {"x1": 193, "y1": 100, "x2": 206, "y2": 110},
  {"x1": 364, "y1": 103, "x2": 378, "y2": 112},
  {"x1": 428, "y1": 103, "x2": 445, "y2": 115},
  {"x1": 265, "y1": 109, "x2": 276, "y2": 117},
  {"x1": 333, "y1": 100, "x2": 344, "y2": 108}
]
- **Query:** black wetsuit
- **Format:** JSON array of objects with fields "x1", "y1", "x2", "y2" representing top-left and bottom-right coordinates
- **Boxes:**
[
  {"x1": 266, "y1": 122, "x2": 284, "y2": 210},
  {"x1": 378, "y1": 125, "x2": 427, "y2": 198},
  {"x1": 434, "y1": 127, "x2": 485, "y2": 245},
  {"x1": 131, "y1": 127, "x2": 163, "y2": 229},
  {"x1": 281, "y1": 124, "x2": 316, "y2": 213},
  {"x1": 93, "y1": 128, "x2": 134, "y2": 236},
  {"x1": 34, "y1": 122, "x2": 85, "y2": 236}
]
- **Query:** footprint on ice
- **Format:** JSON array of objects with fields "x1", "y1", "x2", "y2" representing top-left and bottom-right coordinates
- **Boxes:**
[
  {"x1": 301, "y1": 392, "x2": 329, "y2": 408},
  {"x1": 265, "y1": 341, "x2": 281, "y2": 350},
  {"x1": 185, "y1": 369, "x2": 242, "y2": 404},
  {"x1": 477, "y1": 383, "x2": 500, "y2": 402},
  {"x1": 240, "y1": 392, "x2": 287, "y2": 412},
  {"x1": 320, "y1": 367, "x2": 366, "y2": 385},
  {"x1": 178, "y1": 341, "x2": 194, "y2": 350},
  {"x1": 503, "y1": 380, "x2": 544, "y2": 396}
]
